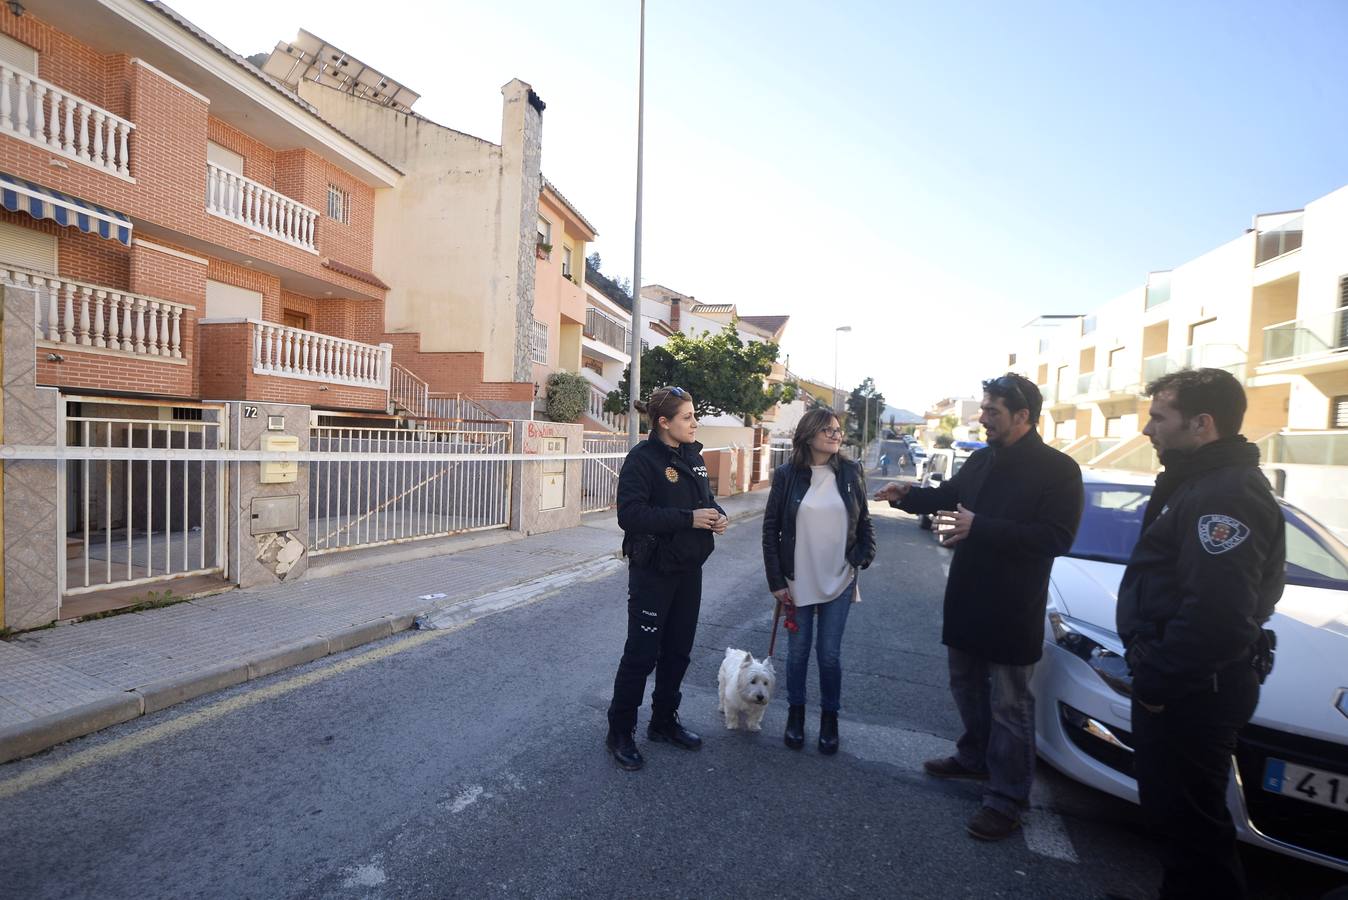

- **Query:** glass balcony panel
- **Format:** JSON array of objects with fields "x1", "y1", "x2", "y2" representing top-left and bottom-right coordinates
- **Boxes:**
[{"x1": 1261, "y1": 306, "x2": 1348, "y2": 363}]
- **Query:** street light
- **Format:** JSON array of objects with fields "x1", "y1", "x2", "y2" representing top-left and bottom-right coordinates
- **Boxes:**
[
  {"x1": 833, "y1": 325, "x2": 851, "y2": 412},
  {"x1": 626, "y1": 0, "x2": 647, "y2": 448}
]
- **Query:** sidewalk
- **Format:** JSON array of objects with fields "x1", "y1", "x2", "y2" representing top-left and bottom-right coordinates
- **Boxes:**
[{"x1": 0, "y1": 490, "x2": 771, "y2": 764}]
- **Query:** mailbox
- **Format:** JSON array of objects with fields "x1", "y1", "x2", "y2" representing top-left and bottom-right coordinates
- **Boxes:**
[
  {"x1": 261, "y1": 433, "x2": 299, "y2": 483},
  {"x1": 250, "y1": 495, "x2": 300, "y2": 535},
  {"x1": 539, "y1": 436, "x2": 565, "y2": 510}
]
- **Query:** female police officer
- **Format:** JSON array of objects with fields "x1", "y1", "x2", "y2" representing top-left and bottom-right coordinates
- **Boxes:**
[{"x1": 605, "y1": 386, "x2": 727, "y2": 771}]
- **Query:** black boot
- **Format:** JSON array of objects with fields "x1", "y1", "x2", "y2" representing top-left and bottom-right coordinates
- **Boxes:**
[
  {"x1": 819, "y1": 711, "x2": 839, "y2": 755},
  {"x1": 783, "y1": 704, "x2": 805, "y2": 750},
  {"x1": 605, "y1": 725, "x2": 644, "y2": 771},
  {"x1": 647, "y1": 711, "x2": 702, "y2": 750}
]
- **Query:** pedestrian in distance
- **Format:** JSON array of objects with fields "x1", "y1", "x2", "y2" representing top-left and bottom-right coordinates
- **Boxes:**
[
  {"x1": 879, "y1": 452, "x2": 890, "y2": 477},
  {"x1": 874, "y1": 373, "x2": 1083, "y2": 841},
  {"x1": 1117, "y1": 369, "x2": 1284, "y2": 900},
  {"x1": 762, "y1": 408, "x2": 876, "y2": 754},
  {"x1": 605, "y1": 386, "x2": 729, "y2": 771}
]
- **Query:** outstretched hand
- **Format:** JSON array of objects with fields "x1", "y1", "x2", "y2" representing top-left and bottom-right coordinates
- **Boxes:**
[
  {"x1": 932, "y1": 503, "x2": 975, "y2": 546},
  {"x1": 874, "y1": 482, "x2": 910, "y2": 504}
]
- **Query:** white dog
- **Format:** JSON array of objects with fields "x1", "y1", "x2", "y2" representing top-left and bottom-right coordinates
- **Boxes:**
[{"x1": 717, "y1": 648, "x2": 776, "y2": 731}]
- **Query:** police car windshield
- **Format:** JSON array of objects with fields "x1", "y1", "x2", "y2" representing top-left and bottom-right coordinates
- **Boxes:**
[{"x1": 1067, "y1": 481, "x2": 1348, "y2": 590}]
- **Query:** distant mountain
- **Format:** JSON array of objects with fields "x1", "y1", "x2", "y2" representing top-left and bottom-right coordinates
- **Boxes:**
[{"x1": 879, "y1": 406, "x2": 924, "y2": 425}]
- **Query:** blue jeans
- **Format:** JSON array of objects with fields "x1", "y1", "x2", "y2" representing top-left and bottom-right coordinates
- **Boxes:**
[
  {"x1": 947, "y1": 646, "x2": 1036, "y2": 820},
  {"x1": 785, "y1": 582, "x2": 853, "y2": 711}
]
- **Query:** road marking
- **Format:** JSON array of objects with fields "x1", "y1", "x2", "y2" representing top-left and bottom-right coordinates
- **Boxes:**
[
  {"x1": 1025, "y1": 779, "x2": 1080, "y2": 863},
  {"x1": 0, "y1": 622, "x2": 472, "y2": 801},
  {"x1": 449, "y1": 785, "x2": 484, "y2": 813}
]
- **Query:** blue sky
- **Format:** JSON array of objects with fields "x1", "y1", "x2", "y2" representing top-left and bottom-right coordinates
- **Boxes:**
[{"x1": 172, "y1": 0, "x2": 1348, "y2": 411}]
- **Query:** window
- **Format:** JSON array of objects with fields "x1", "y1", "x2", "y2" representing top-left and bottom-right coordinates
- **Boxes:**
[
  {"x1": 0, "y1": 220, "x2": 57, "y2": 273},
  {"x1": 561, "y1": 244, "x2": 573, "y2": 278},
  {"x1": 537, "y1": 216, "x2": 552, "y2": 247},
  {"x1": 1007, "y1": 353, "x2": 1017, "y2": 366},
  {"x1": 530, "y1": 319, "x2": 548, "y2": 364},
  {"x1": 1145, "y1": 271, "x2": 1171, "y2": 310},
  {"x1": 1105, "y1": 416, "x2": 1123, "y2": 437},
  {"x1": 0, "y1": 33, "x2": 37, "y2": 75},
  {"x1": 1081, "y1": 315, "x2": 1097, "y2": 336},
  {"x1": 206, "y1": 141, "x2": 243, "y2": 176},
  {"x1": 327, "y1": 185, "x2": 349, "y2": 224},
  {"x1": 1333, "y1": 396, "x2": 1348, "y2": 430}
]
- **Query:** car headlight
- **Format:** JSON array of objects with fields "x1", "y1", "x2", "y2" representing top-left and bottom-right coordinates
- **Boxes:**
[{"x1": 1048, "y1": 610, "x2": 1133, "y2": 698}]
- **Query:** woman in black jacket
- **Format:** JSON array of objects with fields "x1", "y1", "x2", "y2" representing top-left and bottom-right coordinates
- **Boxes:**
[
  {"x1": 762, "y1": 408, "x2": 875, "y2": 754},
  {"x1": 605, "y1": 386, "x2": 727, "y2": 772}
]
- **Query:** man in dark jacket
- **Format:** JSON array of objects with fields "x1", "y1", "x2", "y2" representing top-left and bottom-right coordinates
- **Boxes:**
[
  {"x1": 875, "y1": 374, "x2": 1083, "y2": 841},
  {"x1": 1117, "y1": 368, "x2": 1284, "y2": 899}
]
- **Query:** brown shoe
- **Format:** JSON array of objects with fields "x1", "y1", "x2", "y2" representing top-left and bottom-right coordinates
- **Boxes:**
[
  {"x1": 922, "y1": 756, "x2": 989, "y2": 780},
  {"x1": 966, "y1": 806, "x2": 1020, "y2": 841}
]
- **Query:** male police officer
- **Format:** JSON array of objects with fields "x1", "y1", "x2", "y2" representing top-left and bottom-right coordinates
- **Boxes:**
[{"x1": 1117, "y1": 368, "x2": 1284, "y2": 899}]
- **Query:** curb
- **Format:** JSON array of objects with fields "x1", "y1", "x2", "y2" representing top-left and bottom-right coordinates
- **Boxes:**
[{"x1": 0, "y1": 502, "x2": 768, "y2": 767}]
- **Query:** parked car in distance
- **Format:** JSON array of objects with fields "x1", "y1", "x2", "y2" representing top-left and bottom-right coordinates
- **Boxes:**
[
  {"x1": 915, "y1": 448, "x2": 973, "y2": 530},
  {"x1": 1033, "y1": 470, "x2": 1348, "y2": 874},
  {"x1": 909, "y1": 444, "x2": 929, "y2": 479}
]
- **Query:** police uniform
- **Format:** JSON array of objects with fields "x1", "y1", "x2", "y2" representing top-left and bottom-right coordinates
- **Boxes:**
[
  {"x1": 1116, "y1": 436, "x2": 1285, "y2": 899},
  {"x1": 607, "y1": 436, "x2": 725, "y2": 735}
]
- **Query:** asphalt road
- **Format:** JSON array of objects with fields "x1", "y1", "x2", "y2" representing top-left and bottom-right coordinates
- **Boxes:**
[{"x1": 2, "y1": 492, "x2": 1343, "y2": 899}]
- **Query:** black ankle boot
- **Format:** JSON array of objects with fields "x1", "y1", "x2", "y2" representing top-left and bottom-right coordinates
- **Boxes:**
[
  {"x1": 605, "y1": 725, "x2": 644, "y2": 771},
  {"x1": 819, "y1": 711, "x2": 839, "y2": 755},
  {"x1": 647, "y1": 711, "x2": 702, "y2": 750},
  {"x1": 783, "y1": 704, "x2": 805, "y2": 749}
]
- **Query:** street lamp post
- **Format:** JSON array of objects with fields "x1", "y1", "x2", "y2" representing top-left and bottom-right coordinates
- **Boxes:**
[
  {"x1": 626, "y1": 0, "x2": 646, "y2": 448},
  {"x1": 833, "y1": 325, "x2": 851, "y2": 412}
]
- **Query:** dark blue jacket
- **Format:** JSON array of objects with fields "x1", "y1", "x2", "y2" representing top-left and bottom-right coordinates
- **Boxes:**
[{"x1": 617, "y1": 437, "x2": 725, "y2": 572}]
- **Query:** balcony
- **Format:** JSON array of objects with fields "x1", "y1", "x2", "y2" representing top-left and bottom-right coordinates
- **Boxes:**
[
  {"x1": 251, "y1": 320, "x2": 389, "y2": 388},
  {"x1": 1077, "y1": 365, "x2": 1141, "y2": 401},
  {"x1": 583, "y1": 307, "x2": 647, "y2": 360},
  {"x1": 0, "y1": 63, "x2": 134, "y2": 180},
  {"x1": 1255, "y1": 214, "x2": 1303, "y2": 266},
  {"x1": 3, "y1": 265, "x2": 188, "y2": 361},
  {"x1": 1259, "y1": 306, "x2": 1348, "y2": 375},
  {"x1": 1142, "y1": 352, "x2": 1180, "y2": 384},
  {"x1": 1184, "y1": 344, "x2": 1246, "y2": 382},
  {"x1": 206, "y1": 163, "x2": 318, "y2": 253}
]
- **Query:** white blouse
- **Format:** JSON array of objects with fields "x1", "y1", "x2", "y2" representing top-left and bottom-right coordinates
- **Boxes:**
[{"x1": 787, "y1": 465, "x2": 854, "y2": 607}]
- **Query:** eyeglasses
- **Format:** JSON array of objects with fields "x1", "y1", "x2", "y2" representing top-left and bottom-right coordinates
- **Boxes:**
[{"x1": 820, "y1": 427, "x2": 844, "y2": 438}]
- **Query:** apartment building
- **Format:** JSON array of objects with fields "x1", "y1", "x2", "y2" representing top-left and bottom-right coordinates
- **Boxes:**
[
  {"x1": 1005, "y1": 182, "x2": 1348, "y2": 534},
  {"x1": 532, "y1": 178, "x2": 596, "y2": 400}
]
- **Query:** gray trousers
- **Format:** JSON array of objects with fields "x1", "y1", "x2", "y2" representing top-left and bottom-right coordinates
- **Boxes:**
[{"x1": 947, "y1": 646, "x2": 1037, "y2": 819}]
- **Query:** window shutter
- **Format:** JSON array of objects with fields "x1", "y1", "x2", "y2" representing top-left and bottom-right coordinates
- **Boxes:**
[
  {"x1": 1338, "y1": 276, "x2": 1348, "y2": 349},
  {"x1": 1332, "y1": 396, "x2": 1348, "y2": 429},
  {"x1": 0, "y1": 220, "x2": 58, "y2": 273},
  {"x1": 206, "y1": 142, "x2": 244, "y2": 176},
  {"x1": 0, "y1": 33, "x2": 37, "y2": 75}
]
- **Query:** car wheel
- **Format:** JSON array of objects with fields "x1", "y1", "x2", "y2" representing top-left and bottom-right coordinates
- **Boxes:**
[{"x1": 919, "y1": 514, "x2": 932, "y2": 531}]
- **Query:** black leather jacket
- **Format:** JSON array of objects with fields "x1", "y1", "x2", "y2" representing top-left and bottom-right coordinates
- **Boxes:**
[{"x1": 762, "y1": 459, "x2": 876, "y2": 592}]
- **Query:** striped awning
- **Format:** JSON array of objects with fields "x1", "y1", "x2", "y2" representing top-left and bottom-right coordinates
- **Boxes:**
[{"x1": 0, "y1": 172, "x2": 132, "y2": 247}]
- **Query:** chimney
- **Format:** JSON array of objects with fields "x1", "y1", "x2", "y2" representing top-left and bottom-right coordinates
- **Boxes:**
[{"x1": 669, "y1": 296, "x2": 681, "y2": 332}]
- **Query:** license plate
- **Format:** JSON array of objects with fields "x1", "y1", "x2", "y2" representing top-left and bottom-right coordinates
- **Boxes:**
[{"x1": 1262, "y1": 758, "x2": 1348, "y2": 813}]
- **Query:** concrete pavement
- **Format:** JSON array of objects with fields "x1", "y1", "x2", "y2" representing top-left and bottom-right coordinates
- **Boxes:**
[{"x1": 0, "y1": 489, "x2": 772, "y2": 765}]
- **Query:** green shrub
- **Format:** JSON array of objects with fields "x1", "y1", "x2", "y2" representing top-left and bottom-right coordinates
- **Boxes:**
[{"x1": 545, "y1": 371, "x2": 590, "y2": 422}]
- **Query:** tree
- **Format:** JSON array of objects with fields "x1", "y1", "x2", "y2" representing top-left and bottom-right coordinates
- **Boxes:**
[
  {"x1": 605, "y1": 322, "x2": 797, "y2": 422},
  {"x1": 933, "y1": 412, "x2": 959, "y2": 448},
  {"x1": 845, "y1": 377, "x2": 885, "y2": 447}
]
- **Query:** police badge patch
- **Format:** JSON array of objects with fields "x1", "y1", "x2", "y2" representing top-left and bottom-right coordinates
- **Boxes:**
[
  {"x1": 665, "y1": 466, "x2": 679, "y2": 483},
  {"x1": 1198, "y1": 514, "x2": 1250, "y2": 555}
]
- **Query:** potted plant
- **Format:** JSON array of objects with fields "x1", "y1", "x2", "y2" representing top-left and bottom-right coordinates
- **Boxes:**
[{"x1": 536, "y1": 241, "x2": 552, "y2": 260}]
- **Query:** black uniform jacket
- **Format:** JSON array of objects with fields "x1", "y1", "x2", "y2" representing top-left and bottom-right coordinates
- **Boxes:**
[
  {"x1": 1116, "y1": 439, "x2": 1285, "y2": 706},
  {"x1": 761, "y1": 459, "x2": 877, "y2": 593},
  {"x1": 617, "y1": 437, "x2": 726, "y2": 572},
  {"x1": 897, "y1": 431, "x2": 1084, "y2": 665}
]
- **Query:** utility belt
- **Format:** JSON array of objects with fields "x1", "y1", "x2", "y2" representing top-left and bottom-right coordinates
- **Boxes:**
[{"x1": 1210, "y1": 629, "x2": 1277, "y2": 692}]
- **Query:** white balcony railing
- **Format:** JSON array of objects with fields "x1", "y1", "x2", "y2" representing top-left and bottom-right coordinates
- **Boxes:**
[
  {"x1": 251, "y1": 320, "x2": 389, "y2": 389},
  {"x1": 0, "y1": 63, "x2": 134, "y2": 179},
  {"x1": 206, "y1": 163, "x2": 319, "y2": 253},
  {"x1": 2, "y1": 265, "x2": 187, "y2": 359},
  {"x1": 588, "y1": 383, "x2": 627, "y2": 432}
]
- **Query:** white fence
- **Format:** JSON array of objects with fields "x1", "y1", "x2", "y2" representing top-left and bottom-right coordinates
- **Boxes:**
[
  {"x1": 308, "y1": 423, "x2": 513, "y2": 554},
  {"x1": 582, "y1": 431, "x2": 628, "y2": 513},
  {"x1": 62, "y1": 411, "x2": 226, "y2": 595},
  {"x1": 250, "y1": 319, "x2": 390, "y2": 389}
]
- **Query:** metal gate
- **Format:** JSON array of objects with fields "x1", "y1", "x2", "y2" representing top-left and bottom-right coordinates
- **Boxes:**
[
  {"x1": 62, "y1": 399, "x2": 228, "y2": 595},
  {"x1": 582, "y1": 432, "x2": 627, "y2": 513},
  {"x1": 308, "y1": 422, "x2": 512, "y2": 554}
]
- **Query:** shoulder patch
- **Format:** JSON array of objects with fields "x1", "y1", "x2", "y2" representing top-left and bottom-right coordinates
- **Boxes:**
[{"x1": 1197, "y1": 514, "x2": 1250, "y2": 555}]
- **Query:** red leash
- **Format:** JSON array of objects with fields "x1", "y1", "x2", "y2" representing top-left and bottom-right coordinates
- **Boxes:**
[{"x1": 767, "y1": 599, "x2": 798, "y2": 659}]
